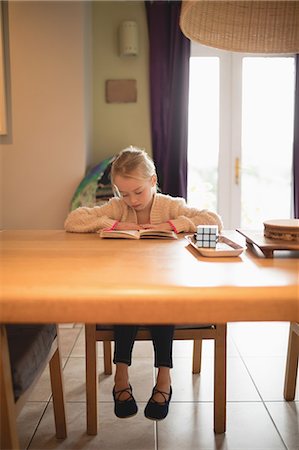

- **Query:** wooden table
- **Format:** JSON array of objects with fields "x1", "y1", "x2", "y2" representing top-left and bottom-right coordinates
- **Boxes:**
[
  {"x1": 1, "y1": 230, "x2": 298, "y2": 445},
  {"x1": 1, "y1": 230, "x2": 298, "y2": 324}
]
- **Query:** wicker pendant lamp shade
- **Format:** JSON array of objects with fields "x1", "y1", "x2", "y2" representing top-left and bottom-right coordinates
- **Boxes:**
[{"x1": 180, "y1": 1, "x2": 299, "y2": 53}]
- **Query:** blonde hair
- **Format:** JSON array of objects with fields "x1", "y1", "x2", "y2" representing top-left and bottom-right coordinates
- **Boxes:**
[{"x1": 111, "y1": 146, "x2": 157, "y2": 184}]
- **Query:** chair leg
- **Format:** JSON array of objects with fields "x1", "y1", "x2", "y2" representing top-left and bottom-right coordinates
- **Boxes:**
[
  {"x1": 214, "y1": 323, "x2": 227, "y2": 434},
  {"x1": 49, "y1": 329, "x2": 67, "y2": 439},
  {"x1": 284, "y1": 322, "x2": 299, "y2": 401},
  {"x1": 85, "y1": 325, "x2": 98, "y2": 435},
  {"x1": 192, "y1": 339, "x2": 202, "y2": 374},
  {"x1": 0, "y1": 325, "x2": 20, "y2": 450},
  {"x1": 103, "y1": 341, "x2": 113, "y2": 375}
]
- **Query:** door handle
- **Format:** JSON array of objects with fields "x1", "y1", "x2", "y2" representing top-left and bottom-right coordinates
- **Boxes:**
[{"x1": 235, "y1": 157, "x2": 240, "y2": 185}]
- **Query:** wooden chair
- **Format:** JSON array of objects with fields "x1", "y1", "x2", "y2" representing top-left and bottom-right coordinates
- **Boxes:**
[
  {"x1": 284, "y1": 322, "x2": 299, "y2": 400},
  {"x1": 0, "y1": 324, "x2": 67, "y2": 450},
  {"x1": 85, "y1": 323, "x2": 227, "y2": 435}
]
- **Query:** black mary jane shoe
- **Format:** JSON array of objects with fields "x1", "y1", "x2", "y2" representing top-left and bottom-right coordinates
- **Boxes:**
[
  {"x1": 112, "y1": 384, "x2": 138, "y2": 418},
  {"x1": 144, "y1": 385, "x2": 172, "y2": 421}
]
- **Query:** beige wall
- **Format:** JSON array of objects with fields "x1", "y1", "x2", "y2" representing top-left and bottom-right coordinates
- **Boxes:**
[
  {"x1": 0, "y1": 1, "x2": 90, "y2": 229},
  {"x1": 92, "y1": 0, "x2": 151, "y2": 164},
  {"x1": 0, "y1": 0, "x2": 151, "y2": 229}
]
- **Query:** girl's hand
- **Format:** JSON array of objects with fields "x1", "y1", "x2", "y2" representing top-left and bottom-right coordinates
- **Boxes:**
[
  {"x1": 115, "y1": 222, "x2": 141, "y2": 231},
  {"x1": 141, "y1": 222, "x2": 173, "y2": 231}
]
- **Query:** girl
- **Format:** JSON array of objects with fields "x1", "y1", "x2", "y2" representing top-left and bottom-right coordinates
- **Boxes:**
[{"x1": 65, "y1": 146, "x2": 223, "y2": 421}]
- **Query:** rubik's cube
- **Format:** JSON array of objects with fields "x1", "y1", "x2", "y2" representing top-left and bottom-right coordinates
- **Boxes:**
[{"x1": 194, "y1": 225, "x2": 219, "y2": 248}]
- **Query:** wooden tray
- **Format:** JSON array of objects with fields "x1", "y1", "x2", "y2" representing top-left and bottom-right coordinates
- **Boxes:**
[
  {"x1": 185, "y1": 234, "x2": 245, "y2": 257},
  {"x1": 236, "y1": 229, "x2": 299, "y2": 258}
]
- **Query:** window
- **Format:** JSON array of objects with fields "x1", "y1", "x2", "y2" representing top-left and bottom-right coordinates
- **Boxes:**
[{"x1": 188, "y1": 44, "x2": 295, "y2": 229}]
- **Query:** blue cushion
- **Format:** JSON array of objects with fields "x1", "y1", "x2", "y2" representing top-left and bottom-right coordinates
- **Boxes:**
[{"x1": 6, "y1": 324, "x2": 57, "y2": 400}]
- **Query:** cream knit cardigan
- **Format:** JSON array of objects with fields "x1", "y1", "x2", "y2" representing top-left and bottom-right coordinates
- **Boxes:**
[{"x1": 64, "y1": 193, "x2": 223, "y2": 234}]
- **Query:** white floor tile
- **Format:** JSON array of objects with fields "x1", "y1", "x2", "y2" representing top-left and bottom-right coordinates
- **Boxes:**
[
  {"x1": 28, "y1": 402, "x2": 156, "y2": 450},
  {"x1": 17, "y1": 402, "x2": 48, "y2": 450},
  {"x1": 171, "y1": 356, "x2": 260, "y2": 402},
  {"x1": 242, "y1": 356, "x2": 298, "y2": 401},
  {"x1": 58, "y1": 327, "x2": 82, "y2": 357},
  {"x1": 27, "y1": 366, "x2": 52, "y2": 402},
  {"x1": 157, "y1": 402, "x2": 286, "y2": 450},
  {"x1": 62, "y1": 356, "x2": 155, "y2": 403},
  {"x1": 173, "y1": 336, "x2": 239, "y2": 359},
  {"x1": 266, "y1": 401, "x2": 299, "y2": 450},
  {"x1": 229, "y1": 322, "x2": 290, "y2": 357}
]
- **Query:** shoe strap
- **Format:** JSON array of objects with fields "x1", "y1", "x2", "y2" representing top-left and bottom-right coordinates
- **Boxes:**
[
  {"x1": 114, "y1": 386, "x2": 133, "y2": 402},
  {"x1": 151, "y1": 387, "x2": 170, "y2": 404}
]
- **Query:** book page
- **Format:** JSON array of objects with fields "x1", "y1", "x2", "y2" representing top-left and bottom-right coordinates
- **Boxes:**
[
  {"x1": 139, "y1": 229, "x2": 177, "y2": 239},
  {"x1": 99, "y1": 229, "x2": 140, "y2": 239},
  {"x1": 99, "y1": 229, "x2": 177, "y2": 239}
]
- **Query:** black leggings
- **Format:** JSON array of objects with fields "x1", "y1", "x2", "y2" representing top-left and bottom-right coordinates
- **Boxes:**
[{"x1": 113, "y1": 325, "x2": 174, "y2": 368}]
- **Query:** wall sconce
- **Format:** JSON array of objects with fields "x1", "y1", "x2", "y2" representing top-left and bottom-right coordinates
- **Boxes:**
[{"x1": 119, "y1": 21, "x2": 138, "y2": 57}]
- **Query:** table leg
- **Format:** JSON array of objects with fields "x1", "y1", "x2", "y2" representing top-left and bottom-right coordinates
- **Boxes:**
[
  {"x1": 85, "y1": 324, "x2": 98, "y2": 435},
  {"x1": 214, "y1": 323, "x2": 227, "y2": 433}
]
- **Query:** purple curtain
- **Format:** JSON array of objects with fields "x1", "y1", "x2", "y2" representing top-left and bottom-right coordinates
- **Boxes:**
[
  {"x1": 145, "y1": 1, "x2": 190, "y2": 199},
  {"x1": 293, "y1": 55, "x2": 299, "y2": 218}
]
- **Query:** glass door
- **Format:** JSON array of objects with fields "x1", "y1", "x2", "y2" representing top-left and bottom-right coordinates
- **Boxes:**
[
  {"x1": 188, "y1": 43, "x2": 295, "y2": 229},
  {"x1": 238, "y1": 56, "x2": 295, "y2": 228}
]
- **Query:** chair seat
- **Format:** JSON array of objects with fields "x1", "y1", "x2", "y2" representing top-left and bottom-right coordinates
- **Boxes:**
[
  {"x1": 6, "y1": 324, "x2": 57, "y2": 399},
  {"x1": 96, "y1": 324, "x2": 214, "y2": 331}
]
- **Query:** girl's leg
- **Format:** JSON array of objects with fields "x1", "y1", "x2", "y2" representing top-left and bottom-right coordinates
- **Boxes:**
[
  {"x1": 149, "y1": 325, "x2": 174, "y2": 401},
  {"x1": 113, "y1": 325, "x2": 138, "y2": 399}
]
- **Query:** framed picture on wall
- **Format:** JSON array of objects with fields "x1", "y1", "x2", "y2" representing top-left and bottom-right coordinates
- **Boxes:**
[{"x1": 0, "y1": 0, "x2": 7, "y2": 135}]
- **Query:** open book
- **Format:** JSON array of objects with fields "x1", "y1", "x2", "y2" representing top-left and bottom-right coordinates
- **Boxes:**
[{"x1": 99, "y1": 229, "x2": 177, "y2": 240}]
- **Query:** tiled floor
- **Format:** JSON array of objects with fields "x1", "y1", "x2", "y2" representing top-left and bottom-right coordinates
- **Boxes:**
[{"x1": 17, "y1": 322, "x2": 298, "y2": 450}]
